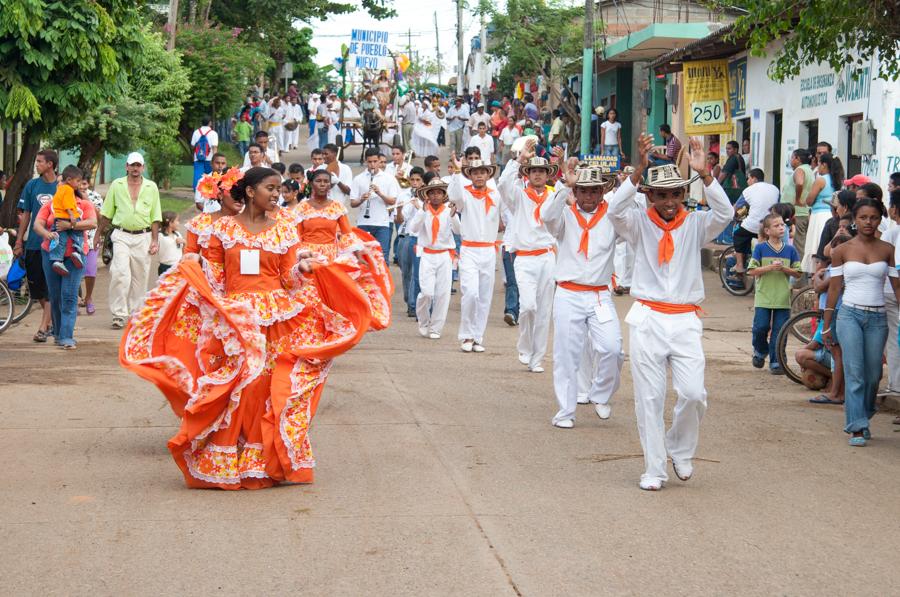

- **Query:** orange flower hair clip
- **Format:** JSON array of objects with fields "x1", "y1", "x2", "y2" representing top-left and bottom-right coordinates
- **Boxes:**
[{"x1": 196, "y1": 167, "x2": 243, "y2": 200}]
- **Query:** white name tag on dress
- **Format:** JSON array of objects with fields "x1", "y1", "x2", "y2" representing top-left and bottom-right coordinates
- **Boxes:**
[
  {"x1": 240, "y1": 249, "x2": 260, "y2": 275},
  {"x1": 623, "y1": 302, "x2": 650, "y2": 327},
  {"x1": 594, "y1": 303, "x2": 613, "y2": 323}
]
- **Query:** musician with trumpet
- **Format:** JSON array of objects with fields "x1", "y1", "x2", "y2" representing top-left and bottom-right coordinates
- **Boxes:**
[
  {"x1": 386, "y1": 146, "x2": 413, "y2": 184},
  {"x1": 350, "y1": 147, "x2": 400, "y2": 261}
]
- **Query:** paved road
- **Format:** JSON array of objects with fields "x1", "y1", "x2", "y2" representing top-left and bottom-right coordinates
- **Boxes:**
[{"x1": 2, "y1": 143, "x2": 899, "y2": 596}]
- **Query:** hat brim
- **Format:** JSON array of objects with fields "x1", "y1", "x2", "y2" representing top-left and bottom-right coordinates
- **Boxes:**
[
  {"x1": 520, "y1": 164, "x2": 560, "y2": 178},
  {"x1": 640, "y1": 173, "x2": 699, "y2": 191},
  {"x1": 416, "y1": 183, "x2": 449, "y2": 201},
  {"x1": 574, "y1": 177, "x2": 615, "y2": 189},
  {"x1": 461, "y1": 164, "x2": 498, "y2": 178}
]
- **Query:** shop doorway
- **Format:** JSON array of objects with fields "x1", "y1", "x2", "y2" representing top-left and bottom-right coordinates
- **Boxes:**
[
  {"x1": 841, "y1": 113, "x2": 864, "y2": 177},
  {"x1": 766, "y1": 110, "x2": 783, "y2": 188},
  {"x1": 799, "y1": 119, "x2": 819, "y2": 152}
]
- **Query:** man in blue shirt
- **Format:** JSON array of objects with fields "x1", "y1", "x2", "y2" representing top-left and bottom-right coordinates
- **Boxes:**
[{"x1": 13, "y1": 149, "x2": 58, "y2": 342}]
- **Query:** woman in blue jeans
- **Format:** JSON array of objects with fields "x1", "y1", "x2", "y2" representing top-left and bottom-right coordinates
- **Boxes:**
[
  {"x1": 33, "y1": 195, "x2": 97, "y2": 349},
  {"x1": 822, "y1": 198, "x2": 900, "y2": 446}
]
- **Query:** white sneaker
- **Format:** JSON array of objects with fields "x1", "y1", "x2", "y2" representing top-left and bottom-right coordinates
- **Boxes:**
[
  {"x1": 428, "y1": 332, "x2": 441, "y2": 340},
  {"x1": 594, "y1": 403, "x2": 611, "y2": 420},
  {"x1": 553, "y1": 419, "x2": 574, "y2": 429},
  {"x1": 529, "y1": 365, "x2": 545, "y2": 373},
  {"x1": 672, "y1": 459, "x2": 693, "y2": 481},
  {"x1": 639, "y1": 478, "x2": 664, "y2": 491},
  {"x1": 518, "y1": 353, "x2": 530, "y2": 366},
  {"x1": 472, "y1": 343, "x2": 485, "y2": 353},
  {"x1": 576, "y1": 393, "x2": 590, "y2": 405},
  {"x1": 461, "y1": 340, "x2": 474, "y2": 352},
  {"x1": 418, "y1": 327, "x2": 429, "y2": 338}
]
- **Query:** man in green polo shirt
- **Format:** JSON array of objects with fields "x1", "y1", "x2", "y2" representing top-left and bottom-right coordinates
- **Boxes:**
[{"x1": 95, "y1": 152, "x2": 162, "y2": 329}]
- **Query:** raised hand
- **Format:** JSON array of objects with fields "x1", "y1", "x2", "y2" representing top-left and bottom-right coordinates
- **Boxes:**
[
  {"x1": 519, "y1": 138, "x2": 537, "y2": 163},
  {"x1": 688, "y1": 136, "x2": 709, "y2": 176},
  {"x1": 551, "y1": 145, "x2": 565, "y2": 161},
  {"x1": 630, "y1": 133, "x2": 654, "y2": 185},
  {"x1": 450, "y1": 152, "x2": 462, "y2": 171}
]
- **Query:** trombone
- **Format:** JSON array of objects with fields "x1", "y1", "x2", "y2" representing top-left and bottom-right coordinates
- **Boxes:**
[{"x1": 395, "y1": 150, "x2": 414, "y2": 188}]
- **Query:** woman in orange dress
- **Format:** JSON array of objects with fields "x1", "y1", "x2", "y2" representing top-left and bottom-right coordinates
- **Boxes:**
[
  {"x1": 120, "y1": 167, "x2": 391, "y2": 489},
  {"x1": 184, "y1": 167, "x2": 244, "y2": 258}
]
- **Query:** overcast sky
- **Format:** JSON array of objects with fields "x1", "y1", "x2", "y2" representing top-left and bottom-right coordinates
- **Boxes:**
[{"x1": 307, "y1": 0, "x2": 489, "y2": 80}]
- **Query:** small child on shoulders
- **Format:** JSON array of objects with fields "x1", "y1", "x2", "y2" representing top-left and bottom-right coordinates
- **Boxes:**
[
  {"x1": 747, "y1": 212, "x2": 802, "y2": 374},
  {"x1": 48, "y1": 165, "x2": 86, "y2": 276}
]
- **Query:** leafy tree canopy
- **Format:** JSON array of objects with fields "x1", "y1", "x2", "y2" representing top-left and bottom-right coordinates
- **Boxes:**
[{"x1": 722, "y1": 0, "x2": 900, "y2": 82}]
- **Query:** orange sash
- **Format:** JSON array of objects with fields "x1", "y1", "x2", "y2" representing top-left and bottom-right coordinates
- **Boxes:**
[
  {"x1": 516, "y1": 247, "x2": 553, "y2": 257},
  {"x1": 426, "y1": 203, "x2": 445, "y2": 245},
  {"x1": 571, "y1": 202, "x2": 608, "y2": 257},
  {"x1": 646, "y1": 206, "x2": 688, "y2": 265},
  {"x1": 524, "y1": 186, "x2": 549, "y2": 224},
  {"x1": 558, "y1": 281, "x2": 609, "y2": 292},
  {"x1": 637, "y1": 299, "x2": 701, "y2": 315},
  {"x1": 461, "y1": 240, "x2": 500, "y2": 251},
  {"x1": 465, "y1": 184, "x2": 495, "y2": 215}
]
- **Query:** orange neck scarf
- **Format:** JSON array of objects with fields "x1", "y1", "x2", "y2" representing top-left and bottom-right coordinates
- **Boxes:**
[
  {"x1": 571, "y1": 202, "x2": 608, "y2": 257},
  {"x1": 465, "y1": 184, "x2": 494, "y2": 215},
  {"x1": 524, "y1": 186, "x2": 549, "y2": 224},
  {"x1": 427, "y1": 203, "x2": 445, "y2": 244},
  {"x1": 646, "y1": 206, "x2": 688, "y2": 265}
]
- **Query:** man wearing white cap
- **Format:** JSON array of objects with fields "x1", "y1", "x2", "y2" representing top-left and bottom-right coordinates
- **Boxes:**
[
  {"x1": 467, "y1": 103, "x2": 491, "y2": 136},
  {"x1": 608, "y1": 134, "x2": 732, "y2": 491},
  {"x1": 542, "y1": 163, "x2": 623, "y2": 428},
  {"x1": 95, "y1": 152, "x2": 162, "y2": 330}
]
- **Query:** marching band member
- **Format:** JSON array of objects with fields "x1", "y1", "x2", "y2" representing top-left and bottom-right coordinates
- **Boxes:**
[
  {"x1": 542, "y1": 163, "x2": 623, "y2": 428},
  {"x1": 409, "y1": 178, "x2": 459, "y2": 339},
  {"x1": 448, "y1": 155, "x2": 501, "y2": 352},
  {"x1": 608, "y1": 134, "x2": 732, "y2": 491},
  {"x1": 498, "y1": 140, "x2": 558, "y2": 373}
]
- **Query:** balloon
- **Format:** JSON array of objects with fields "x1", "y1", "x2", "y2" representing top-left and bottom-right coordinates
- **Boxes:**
[
  {"x1": 397, "y1": 82, "x2": 409, "y2": 95},
  {"x1": 332, "y1": 57, "x2": 344, "y2": 72},
  {"x1": 397, "y1": 54, "x2": 410, "y2": 73}
]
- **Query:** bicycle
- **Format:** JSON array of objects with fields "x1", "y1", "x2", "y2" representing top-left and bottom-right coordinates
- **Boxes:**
[
  {"x1": 717, "y1": 245, "x2": 755, "y2": 296},
  {"x1": 0, "y1": 279, "x2": 14, "y2": 335},
  {"x1": 10, "y1": 280, "x2": 33, "y2": 324},
  {"x1": 790, "y1": 284, "x2": 817, "y2": 314},
  {"x1": 775, "y1": 309, "x2": 820, "y2": 385}
]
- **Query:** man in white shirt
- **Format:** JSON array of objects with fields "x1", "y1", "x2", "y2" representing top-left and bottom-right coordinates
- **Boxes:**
[
  {"x1": 321, "y1": 143, "x2": 353, "y2": 207},
  {"x1": 541, "y1": 164, "x2": 623, "y2": 428},
  {"x1": 732, "y1": 168, "x2": 781, "y2": 273},
  {"x1": 498, "y1": 141, "x2": 559, "y2": 373},
  {"x1": 190, "y1": 118, "x2": 218, "y2": 190},
  {"x1": 448, "y1": 156, "x2": 500, "y2": 353},
  {"x1": 242, "y1": 131, "x2": 277, "y2": 167},
  {"x1": 307, "y1": 92, "x2": 321, "y2": 137},
  {"x1": 466, "y1": 122, "x2": 495, "y2": 164},
  {"x1": 315, "y1": 94, "x2": 331, "y2": 150},
  {"x1": 608, "y1": 134, "x2": 732, "y2": 491},
  {"x1": 400, "y1": 92, "x2": 418, "y2": 152},
  {"x1": 195, "y1": 152, "x2": 228, "y2": 213},
  {"x1": 467, "y1": 103, "x2": 491, "y2": 136},
  {"x1": 445, "y1": 97, "x2": 471, "y2": 156},
  {"x1": 385, "y1": 145, "x2": 411, "y2": 180},
  {"x1": 350, "y1": 148, "x2": 399, "y2": 260},
  {"x1": 498, "y1": 120, "x2": 521, "y2": 167},
  {"x1": 240, "y1": 143, "x2": 266, "y2": 173}
]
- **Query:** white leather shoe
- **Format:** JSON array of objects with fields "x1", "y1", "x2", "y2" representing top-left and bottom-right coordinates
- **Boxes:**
[
  {"x1": 529, "y1": 365, "x2": 545, "y2": 373},
  {"x1": 576, "y1": 393, "x2": 590, "y2": 405},
  {"x1": 418, "y1": 327, "x2": 428, "y2": 338},
  {"x1": 472, "y1": 343, "x2": 485, "y2": 353},
  {"x1": 428, "y1": 332, "x2": 441, "y2": 340},
  {"x1": 594, "y1": 403, "x2": 611, "y2": 420},
  {"x1": 553, "y1": 419, "x2": 574, "y2": 429},
  {"x1": 461, "y1": 340, "x2": 474, "y2": 352},
  {"x1": 639, "y1": 478, "x2": 664, "y2": 491},
  {"x1": 672, "y1": 459, "x2": 693, "y2": 481},
  {"x1": 518, "y1": 353, "x2": 530, "y2": 365}
]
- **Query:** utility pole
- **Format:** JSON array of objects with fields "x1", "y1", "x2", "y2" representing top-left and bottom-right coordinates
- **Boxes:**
[
  {"x1": 434, "y1": 12, "x2": 442, "y2": 85},
  {"x1": 166, "y1": 0, "x2": 179, "y2": 51},
  {"x1": 456, "y1": 0, "x2": 464, "y2": 96},
  {"x1": 579, "y1": 0, "x2": 594, "y2": 156}
]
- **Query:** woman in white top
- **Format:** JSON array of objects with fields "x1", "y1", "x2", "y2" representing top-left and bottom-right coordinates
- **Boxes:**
[
  {"x1": 600, "y1": 108, "x2": 623, "y2": 158},
  {"x1": 822, "y1": 198, "x2": 900, "y2": 446}
]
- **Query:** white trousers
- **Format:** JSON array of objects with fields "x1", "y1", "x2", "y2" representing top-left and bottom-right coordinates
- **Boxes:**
[
  {"x1": 513, "y1": 252, "x2": 555, "y2": 368},
  {"x1": 885, "y1": 295, "x2": 900, "y2": 392},
  {"x1": 457, "y1": 246, "x2": 496, "y2": 343},
  {"x1": 577, "y1": 340, "x2": 597, "y2": 398},
  {"x1": 108, "y1": 229, "x2": 152, "y2": 320},
  {"x1": 628, "y1": 306, "x2": 707, "y2": 484},
  {"x1": 288, "y1": 125, "x2": 299, "y2": 149},
  {"x1": 552, "y1": 288, "x2": 623, "y2": 424},
  {"x1": 614, "y1": 241, "x2": 635, "y2": 287},
  {"x1": 416, "y1": 251, "x2": 452, "y2": 334}
]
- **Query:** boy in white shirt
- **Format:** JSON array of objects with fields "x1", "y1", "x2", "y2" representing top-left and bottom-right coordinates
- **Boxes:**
[
  {"x1": 322, "y1": 143, "x2": 354, "y2": 207},
  {"x1": 448, "y1": 156, "x2": 500, "y2": 353},
  {"x1": 409, "y1": 179, "x2": 460, "y2": 339},
  {"x1": 541, "y1": 163, "x2": 623, "y2": 428},
  {"x1": 466, "y1": 122, "x2": 495, "y2": 164},
  {"x1": 608, "y1": 134, "x2": 732, "y2": 491},
  {"x1": 350, "y1": 148, "x2": 399, "y2": 260},
  {"x1": 498, "y1": 140, "x2": 558, "y2": 373}
]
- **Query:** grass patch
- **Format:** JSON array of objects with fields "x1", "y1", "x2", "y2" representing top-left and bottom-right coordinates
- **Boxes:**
[{"x1": 160, "y1": 193, "x2": 195, "y2": 215}]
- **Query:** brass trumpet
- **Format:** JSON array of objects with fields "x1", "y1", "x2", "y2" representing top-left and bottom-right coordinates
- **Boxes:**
[{"x1": 396, "y1": 150, "x2": 415, "y2": 188}]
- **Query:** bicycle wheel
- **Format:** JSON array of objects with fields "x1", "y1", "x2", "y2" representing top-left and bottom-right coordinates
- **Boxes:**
[
  {"x1": 11, "y1": 281, "x2": 33, "y2": 324},
  {"x1": 790, "y1": 285, "x2": 817, "y2": 314},
  {"x1": 718, "y1": 246, "x2": 755, "y2": 296},
  {"x1": 0, "y1": 281, "x2": 14, "y2": 335},
  {"x1": 776, "y1": 309, "x2": 820, "y2": 385}
]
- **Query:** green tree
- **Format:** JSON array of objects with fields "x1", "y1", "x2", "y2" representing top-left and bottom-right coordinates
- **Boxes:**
[
  {"x1": 723, "y1": 0, "x2": 900, "y2": 82},
  {"x1": 0, "y1": 0, "x2": 144, "y2": 227},
  {"x1": 176, "y1": 24, "x2": 272, "y2": 136},
  {"x1": 48, "y1": 29, "x2": 190, "y2": 184}
]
